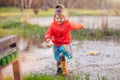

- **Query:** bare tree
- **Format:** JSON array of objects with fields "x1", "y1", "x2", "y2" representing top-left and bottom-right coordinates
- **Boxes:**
[
  {"x1": 28, "y1": 0, "x2": 33, "y2": 8},
  {"x1": 20, "y1": 0, "x2": 24, "y2": 12},
  {"x1": 54, "y1": 0, "x2": 65, "y2": 4},
  {"x1": 14, "y1": 0, "x2": 17, "y2": 7},
  {"x1": 24, "y1": 0, "x2": 33, "y2": 8}
]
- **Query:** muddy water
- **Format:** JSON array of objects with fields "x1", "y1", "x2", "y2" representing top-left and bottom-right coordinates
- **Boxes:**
[
  {"x1": 2, "y1": 40, "x2": 120, "y2": 80},
  {"x1": 29, "y1": 16, "x2": 120, "y2": 29}
]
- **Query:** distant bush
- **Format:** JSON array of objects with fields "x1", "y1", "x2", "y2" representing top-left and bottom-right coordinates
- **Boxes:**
[{"x1": 1, "y1": 20, "x2": 21, "y2": 29}]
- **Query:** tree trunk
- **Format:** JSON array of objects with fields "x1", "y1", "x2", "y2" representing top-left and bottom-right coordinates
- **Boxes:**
[
  {"x1": 20, "y1": 0, "x2": 24, "y2": 12},
  {"x1": 24, "y1": 0, "x2": 27, "y2": 8},
  {"x1": 14, "y1": 0, "x2": 17, "y2": 7},
  {"x1": 28, "y1": 0, "x2": 33, "y2": 8}
]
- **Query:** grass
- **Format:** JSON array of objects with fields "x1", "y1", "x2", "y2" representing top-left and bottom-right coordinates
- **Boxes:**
[
  {"x1": 0, "y1": 8, "x2": 54, "y2": 17},
  {"x1": 0, "y1": 20, "x2": 47, "y2": 41},
  {"x1": 0, "y1": 7, "x2": 120, "y2": 20},
  {"x1": 0, "y1": 7, "x2": 54, "y2": 18},
  {"x1": 4, "y1": 74, "x2": 108, "y2": 80},
  {"x1": 24, "y1": 74, "x2": 55, "y2": 80},
  {"x1": 67, "y1": 9, "x2": 103, "y2": 16},
  {"x1": 0, "y1": 7, "x2": 20, "y2": 13},
  {"x1": 71, "y1": 28, "x2": 120, "y2": 41},
  {"x1": 67, "y1": 9, "x2": 120, "y2": 16},
  {"x1": 0, "y1": 20, "x2": 120, "y2": 42},
  {"x1": 24, "y1": 74, "x2": 82, "y2": 80}
]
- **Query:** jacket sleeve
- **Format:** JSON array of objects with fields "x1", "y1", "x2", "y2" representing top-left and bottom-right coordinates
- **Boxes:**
[
  {"x1": 69, "y1": 22, "x2": 84, "y2": 30},
  {"x1": 44, "y1": 24, "x2": 53, "y2": 40}
]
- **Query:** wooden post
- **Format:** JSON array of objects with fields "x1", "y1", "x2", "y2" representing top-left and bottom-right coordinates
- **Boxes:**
[
  {"x1": 12, "y1": 59, "x2": 22, "y2": 80},
  {"x1": 0, "y1": 35, "x2": 22, "y2": 80},
  {"x1": 0, "y1": 59, "x2": 22, "y2": 80},
  {"x1": 0, "y1": 69, "x2": 4, "y2": 80}
]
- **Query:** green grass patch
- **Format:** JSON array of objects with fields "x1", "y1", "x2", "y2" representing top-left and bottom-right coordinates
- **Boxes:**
[
  {"x1": 0, "y1": 20, "x2": 48, "y2": 42},
  {"x1": 0, "y1": 20, "x2": 120, "y2": 42},
  {"x1": 0, "y1": 7, "x2": 54, "y2": 18},
  {"x1": 0, "y1": 7, "x2": 20, "y2": 13},
  {"x1": 67, "y1": 9, "x2": 103, "y2": 16},
  {"x1": 1, "y1": 20, "x2": 21, "y2": 29},
  {"x1": 0, "y1": 7, "x2": 119, "y2": 20},
  {"x1": 4, "y1": 74, "x2": 108, "y2": 80},
  {"x1": 24, "y1": 74, "x2": 55, "y2": 80},
  {"x1": 71, "y1": 28, "x2": 120, "y2": 40},
  {"x1": 23, "y1": 74, "x2": 107, "y2": 80}
]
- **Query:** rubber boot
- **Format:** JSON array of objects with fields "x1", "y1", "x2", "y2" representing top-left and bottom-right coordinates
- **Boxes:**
[
  {"x1": 57, "y1": 61, "x2": 62, "y2": 74},
  {"x1": 61, "y1": 61, "x2": 68, "y2": 76}
]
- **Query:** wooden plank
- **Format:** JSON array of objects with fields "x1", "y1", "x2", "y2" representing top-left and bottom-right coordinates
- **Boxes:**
[
  {"x1": 0, "y1": 41, "x2": 10, "y2": 49},
  {"x1": 0, "y1": 35, "x2": 21, "y2": 80},
  {"x1": 0, "y1": 48, "x2": 16, "y2": 58},
  {"x1": 0, "y1": 69, "x2": 4, "y2": 80},
  {"x1": 0, "y1": 35, "x2": 17, "y2": 49},
  {"x1": 12, "y1": 59, "x2": 22, "y2": 80},
  {"x1": 0, "y1": 35, "x2": 17, "y2": 55},
  {"x1": 0, "y1": 35, "x2": 17, "y2": 43}
]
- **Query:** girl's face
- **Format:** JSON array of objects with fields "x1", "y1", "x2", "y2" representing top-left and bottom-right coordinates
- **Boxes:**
[{"x1": 55, "y1": 14, "x2": 65, "y2": 24}]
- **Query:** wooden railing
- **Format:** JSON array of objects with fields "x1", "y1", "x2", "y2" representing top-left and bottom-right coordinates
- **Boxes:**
[{"x1": 0, "y1": 35, "x2": 22, "y2": 80}]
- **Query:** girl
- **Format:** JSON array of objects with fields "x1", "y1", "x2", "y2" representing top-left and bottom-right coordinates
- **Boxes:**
[{"x1": 44, "y1": 4, "x2": 84, "y2": 75}]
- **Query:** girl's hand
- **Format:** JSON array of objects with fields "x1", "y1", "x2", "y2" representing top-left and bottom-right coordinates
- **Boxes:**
[
  {"x1": 46, "y1": 38, "x2": 51, "y2": 43},
  {"x1": 46, "y1": 38, "x2": 53, "y2": 46}
]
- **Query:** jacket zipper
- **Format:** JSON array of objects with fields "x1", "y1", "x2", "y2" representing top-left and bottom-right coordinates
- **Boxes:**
[{"x1": 59, "y1": 24, "x2": 62, "y2": 44}]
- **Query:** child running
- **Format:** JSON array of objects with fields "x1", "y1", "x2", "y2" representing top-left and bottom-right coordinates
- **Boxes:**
[{"x1": 44, "y1": 4, "x2": 84, "y2": 76}]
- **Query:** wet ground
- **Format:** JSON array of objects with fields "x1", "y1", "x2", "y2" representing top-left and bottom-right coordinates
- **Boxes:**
[
  {"x1": 29, "y1": 16, "x2": 120, "y2": 29},
  {"x1": 2, "y1": 40, "x2": 120, "y2": 80}
]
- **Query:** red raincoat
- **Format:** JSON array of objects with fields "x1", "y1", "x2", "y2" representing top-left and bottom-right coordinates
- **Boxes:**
[{"x1": 44, "y1": 19, "x2": 84, "y2": 46}]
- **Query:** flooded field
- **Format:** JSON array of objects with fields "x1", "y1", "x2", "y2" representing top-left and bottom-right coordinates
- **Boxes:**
[{"x1": 2, "y1": 40, "x2": 120, "y2": 80}]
